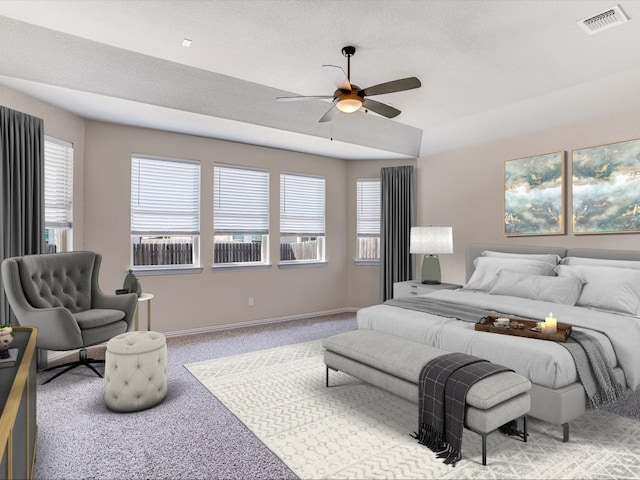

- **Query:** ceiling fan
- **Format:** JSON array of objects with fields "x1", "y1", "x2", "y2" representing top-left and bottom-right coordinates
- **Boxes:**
[{"x1": 276, "y1": 46, "x2": 421, "y2": 123}]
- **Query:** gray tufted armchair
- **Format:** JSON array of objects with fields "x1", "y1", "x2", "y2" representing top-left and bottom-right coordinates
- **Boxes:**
[{"x1": 1, "y1": 251, "x2": 138, "y2": 383}]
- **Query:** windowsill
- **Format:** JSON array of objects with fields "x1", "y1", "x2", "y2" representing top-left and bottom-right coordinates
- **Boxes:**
[
  {"x1": 278, "y1": 261, "x2": 328, "y2": 269},
  {"x1": 354, "y1": 259, "x2": 380, "y2": 266},
  {"x1": 212, "y1": 263, "x2": 272, "y2": 270},
  {"x1": 131, "y1": 266, "x2": 203, "y2": 276}
]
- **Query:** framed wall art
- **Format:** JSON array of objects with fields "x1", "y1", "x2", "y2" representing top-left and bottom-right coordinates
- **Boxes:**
[
  {"x1": 572, "y1": 137, "x2": 640, "y2": 234},
  {"x1": 504, "y1": 151, "x2": 565, "y2": 237}
]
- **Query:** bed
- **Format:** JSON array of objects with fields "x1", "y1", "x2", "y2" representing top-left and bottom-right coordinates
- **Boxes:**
[{"x1": 357, "y1": 243, "x2": 640, "y2": 441}]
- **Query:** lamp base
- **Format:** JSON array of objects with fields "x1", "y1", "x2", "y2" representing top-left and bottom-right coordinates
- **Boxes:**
[{"x1": 421, "y1": 255, "x2": 441, "y2": 285}]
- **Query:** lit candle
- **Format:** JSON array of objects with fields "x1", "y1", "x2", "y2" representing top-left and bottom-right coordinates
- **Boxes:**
[
  {"x1": 540, "y1": 322, "x2": 547, "y2": 334},
  {"x1": 545, "y1": 312, "x2": 557, "y2": 334}
]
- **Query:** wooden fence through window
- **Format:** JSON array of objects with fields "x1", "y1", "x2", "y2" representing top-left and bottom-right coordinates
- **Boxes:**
[
  {"x1": 133, "y1": 242, "x2": 193, "y2": 265},
  {"x1": 133, "y1": 240, "x2": 320, "y2": 265}
]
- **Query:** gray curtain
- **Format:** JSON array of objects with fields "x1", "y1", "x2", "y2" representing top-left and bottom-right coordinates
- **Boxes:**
[
  {"x1": 0, "y1": 106, "x2": 45, "y2": 324},
  {"x1": 380, "y1": 165, "x2": 415, "y2": 302}
]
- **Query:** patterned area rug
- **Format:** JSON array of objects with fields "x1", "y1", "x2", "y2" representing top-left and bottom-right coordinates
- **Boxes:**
[{"x1": 185, "y1": 341, "x2": 640, "y2": 479}]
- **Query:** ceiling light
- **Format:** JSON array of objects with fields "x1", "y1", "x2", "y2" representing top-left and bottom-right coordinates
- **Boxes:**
[
  {"x1": 336, "y1": 92, "x2": 363, "y2": 113},
  {"x1": 182, "y1": 38, "x2": 192, "y2": 47}
]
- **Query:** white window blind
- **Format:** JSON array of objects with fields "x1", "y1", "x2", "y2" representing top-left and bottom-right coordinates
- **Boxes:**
[
  {"x1": 214, "y1": 164, "x2": 269, "y2": 234},
  {"x1": 44, "y1": 136, "x2": 73, "y2": 229},
  {"x1": 131, "y1": 156, "x2": 200, "y2": 235},
  {"x1": 280, "y1": 173, "x2": 325, "y2": 236},
  {"x1": 356, "y1": 179, "x2": 380, "y2": 236}
]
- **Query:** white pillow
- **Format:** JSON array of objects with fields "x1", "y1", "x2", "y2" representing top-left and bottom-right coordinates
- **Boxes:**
[
  {"x1": 560, "y1": 256, "x2": 640, "y2": 270},
  {"x1": 481, "y1": 250, "x2": 561, "y2": 266},
  {"x1": 489, "y1": 270, "x2": 584, "y2": 305},
  {"x1": 463, "y1": 256, "x2": 556, "y2": 292},
  {"x1": 556, "y1": 264, "x2": 640, "y2": 316}
]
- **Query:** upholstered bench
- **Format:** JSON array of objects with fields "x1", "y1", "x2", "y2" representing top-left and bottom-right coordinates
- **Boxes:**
[
  {"x1": 104, "y1": 331, "x2": 168, "y2": 412},
  {"x1": 322, "y1": 329, "x2": 531, "y2": 465}
]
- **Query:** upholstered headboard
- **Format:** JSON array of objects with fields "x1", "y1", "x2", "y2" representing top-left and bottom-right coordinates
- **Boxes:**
[{"x1": 465, "y1": 243, "x2": 640, "y2": 282}]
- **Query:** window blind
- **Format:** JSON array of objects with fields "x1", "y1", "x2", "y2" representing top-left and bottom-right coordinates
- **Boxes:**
[
  {"x1": 280, "y1": 173, "x2": 325, "y2": 236},
  {"x1": 44, "y1": 136, "x2": 74, "y2": 229},
  {"x1": 214, "y1": 164, "x2": 269, "y2": 234},
  {"x1": 356, "y1": 178, "x2": 381, "y2": 236},
  {"x1": 131, "y1": 155, "x2": 200, "y2": 235}
]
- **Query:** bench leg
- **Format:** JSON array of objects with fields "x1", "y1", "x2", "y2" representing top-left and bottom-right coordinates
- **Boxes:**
[
  {"x1": 473, "y1": 415, "x2": 527, "y2": 466},
  {"x1": 325, "y1": 365, "x2": 338, "y2": 387},
  {"x1": 562, "y1": 423, "x2": 569, "y2": 442}
]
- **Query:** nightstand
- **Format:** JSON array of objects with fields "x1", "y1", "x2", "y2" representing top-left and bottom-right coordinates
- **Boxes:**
[{"x1": 393, "y1": 280, "x2": 462, "y2": 299}]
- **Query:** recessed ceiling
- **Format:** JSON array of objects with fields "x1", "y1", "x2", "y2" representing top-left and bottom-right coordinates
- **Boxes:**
[{"x1": 1, "y1": 1, "x2": 639, "y2": 160}]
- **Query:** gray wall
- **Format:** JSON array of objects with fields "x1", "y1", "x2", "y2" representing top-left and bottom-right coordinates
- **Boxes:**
[
  {"x1": 1, "y1": 84, "x2": 409, "y2": 333},
  {"x1": 4, "y1": 83, "x2": 640, "y2": 333},
  {"x1": 83, "y1": 120, "x2": 354, "y2": 332},
  {"x1": 416, "y1": 106, "x2": 640, "y2": 285}
]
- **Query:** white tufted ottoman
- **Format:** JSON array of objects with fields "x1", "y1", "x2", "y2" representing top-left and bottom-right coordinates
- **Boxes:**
[{"x1": 105, "y1": 331, "x2": 168, "y2": 412}]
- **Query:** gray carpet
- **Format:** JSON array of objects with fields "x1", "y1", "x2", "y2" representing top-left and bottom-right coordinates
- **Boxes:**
[
  {"x1": 603, "y1": 382, "x2": 640, "y2": 420},
  {"x1": 35, "y1": 312, "x2": 640, "y2": 479},
  {"x1": 35, "y1": 312, "x2": 357, "y2": 480}
]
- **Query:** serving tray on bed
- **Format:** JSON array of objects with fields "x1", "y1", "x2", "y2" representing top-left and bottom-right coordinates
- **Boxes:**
[{"x1": 475, "y1": 316, "x2": 572, "y2": 343}]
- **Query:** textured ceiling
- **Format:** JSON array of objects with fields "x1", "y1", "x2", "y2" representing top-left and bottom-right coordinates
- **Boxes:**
[{"x1": 1, "y1": 0, "x2": 640, "y2": 160}]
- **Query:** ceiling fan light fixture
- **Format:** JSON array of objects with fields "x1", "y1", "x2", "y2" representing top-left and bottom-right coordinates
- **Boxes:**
[{"x1": 336, "y1": 93, "x2": 363, "y2": 113}]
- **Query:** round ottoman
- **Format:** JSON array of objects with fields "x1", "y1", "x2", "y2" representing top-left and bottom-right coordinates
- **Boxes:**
[{"x1": 105, "y1": 331, "x2": 168, "y2": 412}]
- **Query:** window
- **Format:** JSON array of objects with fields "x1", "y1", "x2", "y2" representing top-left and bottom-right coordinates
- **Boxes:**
[
  {"x1": 131, "y1": 155, "x2": 200, "y2": 269},
  {"x1": 214, "y1": 164, "x2": 269, "y2": 265},
  {"x1": 356, "y1": 178, "x2": 381, "y2": 261},
  {"x1": 280, "y1": 173, "x2": 325, "y2": 263},
  {"x1": 44, "y1": 136, "x2": 73, "y2": 253}
]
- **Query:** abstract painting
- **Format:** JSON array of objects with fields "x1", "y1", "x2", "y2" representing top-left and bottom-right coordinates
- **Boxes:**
[
  {"x1": 572, "y1": 138, "x2": 640, "y2": 234},
  {"x1": 504, "y1": 151, "x2": 565, "y2": 236}
]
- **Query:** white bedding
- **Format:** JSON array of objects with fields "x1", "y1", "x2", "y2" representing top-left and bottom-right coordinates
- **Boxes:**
[{"x1": 357, "y1": 289, "x2": 640, "y2": 390}]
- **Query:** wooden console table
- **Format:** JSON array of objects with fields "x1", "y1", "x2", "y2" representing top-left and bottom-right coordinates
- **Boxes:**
[{"x1": 0, "y1": 327, "x2": 37, "y2": 480}]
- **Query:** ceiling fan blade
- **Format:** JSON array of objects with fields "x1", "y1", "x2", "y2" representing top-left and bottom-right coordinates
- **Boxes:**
[
  {"x1": 322, "y1": 65, "x2": 351, "y2": 91},
  {"x1": 362, "y1": 99, "x2": 401, "y2": 119},
  {"x1": 362, "y1": 77, "x2": 421, "y2": 97},
  {"x1": 319, "y1": 104, "x2": 338, "y2": 123},
  {"x1": 276, "y1": 95, "x2": 334, "y2": 102}
]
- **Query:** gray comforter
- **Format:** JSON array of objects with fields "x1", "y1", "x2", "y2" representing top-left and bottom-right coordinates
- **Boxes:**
[{"x1": 358, "y1": 289, "x2": 640, "y2": 390}]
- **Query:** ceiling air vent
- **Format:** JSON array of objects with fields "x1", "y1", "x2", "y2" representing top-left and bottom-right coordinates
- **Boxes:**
[{"x1": 577, "y1": 5, "x2": 629, "y2": 35}]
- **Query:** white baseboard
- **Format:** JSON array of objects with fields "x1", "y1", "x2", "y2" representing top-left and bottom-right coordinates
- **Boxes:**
[
  {"x1": 44, "y1": 307, "x2": 358, "y2": 363},
  {"x1": 163, "y1": 307, "x2": 357, "y2": 338}
]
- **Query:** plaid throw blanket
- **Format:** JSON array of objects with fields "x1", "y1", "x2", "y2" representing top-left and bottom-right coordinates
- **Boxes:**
[{"x1": 413, "y1": 352, "x2": 511, "y2": 467}]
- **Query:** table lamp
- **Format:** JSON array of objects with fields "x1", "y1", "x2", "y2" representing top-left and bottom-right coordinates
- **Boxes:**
[{"x1": 410, "y1": 226, "x2": 453, "y2": 284}]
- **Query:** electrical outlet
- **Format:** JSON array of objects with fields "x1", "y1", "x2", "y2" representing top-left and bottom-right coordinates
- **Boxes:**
[{"x1": 248, "y1": 297, "x2": 254, "y2": 307}]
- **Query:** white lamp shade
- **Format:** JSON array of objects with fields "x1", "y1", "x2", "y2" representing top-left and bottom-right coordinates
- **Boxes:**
[{"x1": 410, "y1": 226, "x2": 453, "y2": 255}]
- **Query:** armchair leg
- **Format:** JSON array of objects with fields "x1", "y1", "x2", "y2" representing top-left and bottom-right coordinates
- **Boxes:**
[
  {"x1": 37, "y1": 348, "x2": 49, "y2": 370},
  {"x1": 41, "y1": 348, "x2": 105, "y2": 385}
]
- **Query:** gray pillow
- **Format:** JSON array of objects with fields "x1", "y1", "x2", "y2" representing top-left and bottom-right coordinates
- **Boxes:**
[
  {"x1": 481, "y1": 250, "x2": 561, "y2": 266},
  {"x1": 463, "y1": 256, "x2": 556, "y2": 292},
  {"x1": 556, "y1": 264, "x2": 640, "y2": 316},
  {"x1": 489, "y1": 270, "x2": 584, "y2": 305},
  {"x1": 560, "y1": 256, "x2": 640, "y2": 270}
]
